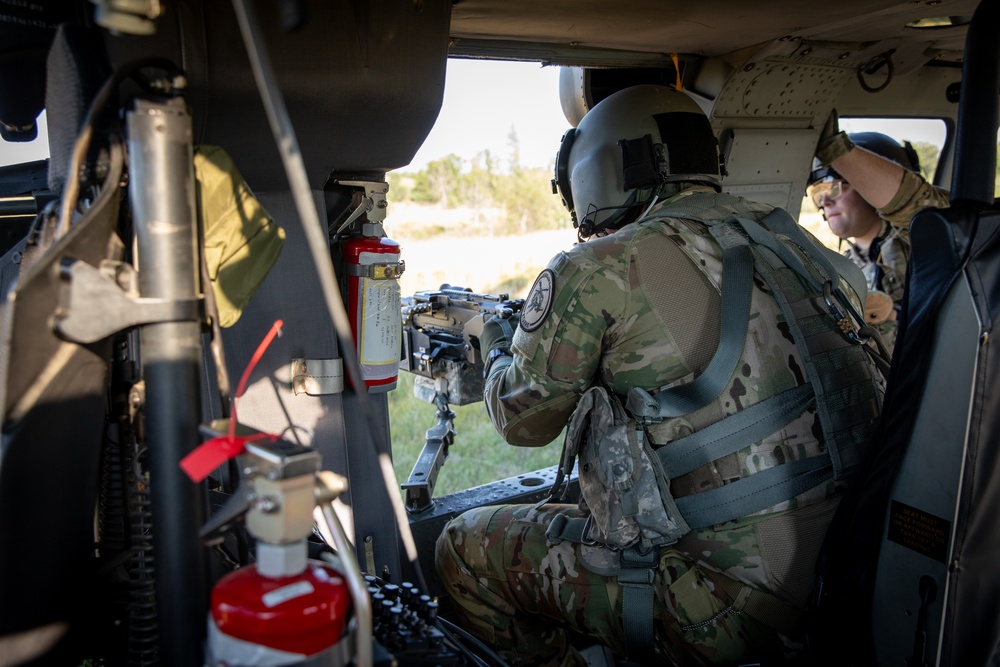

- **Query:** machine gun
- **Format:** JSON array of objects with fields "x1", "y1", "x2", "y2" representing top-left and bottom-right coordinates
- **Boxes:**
[
  {"x1": 400, "y1": 285, "x2": 523, "y2": 406},
  {"x1": 398, "y1": 285, "x2": 523, "y2": 513}
]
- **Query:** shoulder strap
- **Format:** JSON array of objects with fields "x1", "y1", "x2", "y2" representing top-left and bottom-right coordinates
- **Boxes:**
[
  {"x1": 628, "y1": 206, "x2": 881, "y2": 526},
  {"x1": 626, "y1": 218, "x2": 754, "y2": 420}
]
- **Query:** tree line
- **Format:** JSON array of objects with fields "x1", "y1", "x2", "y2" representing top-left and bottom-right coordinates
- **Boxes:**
[
  {"x1": 387, "y1": 130, "x2": 570, "y2": 236},
  {"x1": 386, "y1": 138, "x2": 1000, "y2": 234}
]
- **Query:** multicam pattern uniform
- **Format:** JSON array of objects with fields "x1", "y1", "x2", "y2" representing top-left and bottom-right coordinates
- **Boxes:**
[
  {"x1": 845, "y1": 169, "x2": 949, "y2": 353},
  {"x1": 436, "y1": 189, "x2": 877, "y2": 667},
  {"x1": 844, "y1": 220, "x2": 909, "y2": 353}
]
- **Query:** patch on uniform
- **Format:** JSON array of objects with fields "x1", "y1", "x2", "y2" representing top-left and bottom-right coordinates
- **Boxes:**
[{"x1": 520, "y1": 269, "x2": 555, "y2": 332}]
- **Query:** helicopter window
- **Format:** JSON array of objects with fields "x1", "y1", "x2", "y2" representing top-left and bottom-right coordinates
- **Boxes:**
[
  {"x1": 388, "y1": 59, "x2": 569, "y2": 500},
  {"x1": 0, "y1": 110, "x2": 50, "y2": 168},
  {"x1": 838, "y1": 116, "x2": 948, "y2": 184}
]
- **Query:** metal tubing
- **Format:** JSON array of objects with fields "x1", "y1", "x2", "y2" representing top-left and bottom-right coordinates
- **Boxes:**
[
  {"x1": 951, "y1": 0, "x2": 1000, "y2": 206},
  {"x1": 127, "y1": 96, "x2": 208, "y2": 666},
  {"x1": 321, "y1": 501, "x2": 373, "y2": 667}
]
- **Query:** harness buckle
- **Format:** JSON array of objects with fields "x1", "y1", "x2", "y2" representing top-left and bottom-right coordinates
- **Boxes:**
[{"x1": 823, "y1": 281, "x2": 862, "y2": 343}]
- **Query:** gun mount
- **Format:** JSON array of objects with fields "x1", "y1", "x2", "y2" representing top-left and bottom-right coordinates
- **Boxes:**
[{"x1": 398, "y1": 285, "x2": 523, "y2": 513}]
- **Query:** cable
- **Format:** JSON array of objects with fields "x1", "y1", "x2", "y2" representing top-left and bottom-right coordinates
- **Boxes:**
[
  {"x1": 57, "y1": 57, "x2": 184, "y2": 238},
  {"x1": 231, "y1": 0, "x2": 430, "y2": 607},
  {"x1": 436, "y1": 617, "x2": 512, "y2": 667}
]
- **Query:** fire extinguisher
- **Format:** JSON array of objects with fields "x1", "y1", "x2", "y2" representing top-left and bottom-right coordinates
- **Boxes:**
[
  {"x1": 341, "y1": 223, "x2": 404, "y2": 393},
  {"x1": 200, "y1": 434, "x2": 359, "y2": 666}
]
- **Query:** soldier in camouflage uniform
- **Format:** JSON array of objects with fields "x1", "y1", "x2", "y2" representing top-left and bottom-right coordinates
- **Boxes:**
[
  {"x1": 436, "y1": 86, "x2": 884, "y2": 667},
  {"x1": 808, "y1": 120, "x2": 951, "y2": 353}
]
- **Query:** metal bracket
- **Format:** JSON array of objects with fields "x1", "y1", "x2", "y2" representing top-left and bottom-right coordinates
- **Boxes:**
[
  {"x1": 54, "y1": 259, "x2": 202, "y2": 343},
  {"x1": 401, "y1": 396, "x2": 456, "y2": 514}
]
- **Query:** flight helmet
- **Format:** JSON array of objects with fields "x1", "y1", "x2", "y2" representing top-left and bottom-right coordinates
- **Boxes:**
[{"x1": 552, "y1": 85, "x2": 722, "y2": 239}]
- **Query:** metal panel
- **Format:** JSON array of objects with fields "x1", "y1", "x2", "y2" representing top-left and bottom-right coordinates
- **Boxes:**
[{"x1": 872, "y1": 273, "x2": 981, "y2": 667}]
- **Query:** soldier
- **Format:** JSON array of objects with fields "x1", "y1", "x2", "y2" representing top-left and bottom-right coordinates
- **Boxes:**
[
  {"x1": 435, "y1": 85, "x2": 883, "y2": 667},
  {"x1": 806, "y1": 123, "x2": 946, "y2": 353}
]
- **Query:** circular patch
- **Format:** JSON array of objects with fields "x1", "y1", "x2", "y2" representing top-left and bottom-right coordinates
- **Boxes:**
[{"x1": 520, "y1": 269, "x2": 555, "y2": 333}]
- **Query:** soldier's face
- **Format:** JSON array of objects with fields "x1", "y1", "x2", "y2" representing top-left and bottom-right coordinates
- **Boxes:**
[{"x1": 820, "y1": 183, "x2": 880, "y2": 240}]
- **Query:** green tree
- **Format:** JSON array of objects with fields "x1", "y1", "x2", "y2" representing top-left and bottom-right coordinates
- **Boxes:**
[
  {"x1": 465, "y1": 150, "x2": 499, "y2": 226},
  {"x1": 416, "y1": 154, "x2": 463, "y2": 206},
  {"x1": 385, "y1": 171, "x2": 413, "y2": 202}
]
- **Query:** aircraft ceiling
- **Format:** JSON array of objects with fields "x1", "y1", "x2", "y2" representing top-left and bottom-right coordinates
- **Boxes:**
[{"x1": 448, "y1": 0, "x2": 979, "y2": 67}]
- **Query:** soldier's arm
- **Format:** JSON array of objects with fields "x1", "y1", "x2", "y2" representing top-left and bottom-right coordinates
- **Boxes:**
[
  {"x1": 823, "y1": 138, "x2": 949, "y2": 227},
  {"x1": 484, "y1": 254, "x2": 616, "y2": 447},
  {"x1": 827, "y1": 144, "x2": 906, "y2": 210}
]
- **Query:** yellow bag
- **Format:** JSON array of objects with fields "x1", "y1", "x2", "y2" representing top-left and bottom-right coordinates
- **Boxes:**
[{"x1": 193, "y1": 145, "x2": 285, "y2": 328}]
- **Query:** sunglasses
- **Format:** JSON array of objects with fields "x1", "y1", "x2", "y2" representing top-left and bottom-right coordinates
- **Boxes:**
[{"x1": 806, "y1": 179, "x2": 848, "y2": 208}]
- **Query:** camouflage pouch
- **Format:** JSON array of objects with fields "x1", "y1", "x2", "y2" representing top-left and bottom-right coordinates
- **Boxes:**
[{"x1": 563, "y1": 385, "x2": 691, "y2": 551}]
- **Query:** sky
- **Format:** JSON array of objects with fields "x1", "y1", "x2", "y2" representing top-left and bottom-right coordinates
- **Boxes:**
[
  {"x1": 0, "y1": 60, "x2": 950, "y2": 172},
  {"x1": 402, "y1": 59, "x2": 570, "y2": 172}
]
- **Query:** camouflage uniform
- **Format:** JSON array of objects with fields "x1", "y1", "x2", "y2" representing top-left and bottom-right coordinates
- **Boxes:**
[
  {"x1": 436, "y1": 188, "x2": 879, "y2": 667},
  {"x1": 843, "y1": 220, "x2": 909, "y2": 353},
  {"x1": 847, "y1": 170, "x2": 949, "y2": 352},
  {"x1": 879, "y1": 169, "x2": 950, "y2": 229}
]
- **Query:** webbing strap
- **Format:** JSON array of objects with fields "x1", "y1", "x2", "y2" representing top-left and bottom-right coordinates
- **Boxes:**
[
  {"x1": 674, "y1": 457, "x2": 833, "y2": 529},
  {"x1": 657, "y1": 383, "x2": 817, "y2": 478},
  {"x1": 626, "y1": 224, "x2": 754, "y2": 419},
  {"x1": 710, "y1": 574, "x2": 804, "y2": 636},
  {"x1": 739, "y1": 219, "x2": 874, "y2": 481},
  {"x1": 756, "y1": 206, "x2": 867, "y2": 307},
  {"x1": 619, "y1": 546, "x2": 660, "y2": 663},
  {"x1": 544, "y1": 514, "x2": 591, "y2": 545},
  {"x1": 738, "y1": 214, "x2": 827, "y2": 292},
  {"x1": 739, "y1": 209, "x2": 868, "y2": 327}
]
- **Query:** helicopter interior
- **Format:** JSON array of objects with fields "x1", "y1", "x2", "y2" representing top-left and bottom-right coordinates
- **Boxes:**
[{"x1": 0, "y1": 0, "x2": 997, "y2": 665}]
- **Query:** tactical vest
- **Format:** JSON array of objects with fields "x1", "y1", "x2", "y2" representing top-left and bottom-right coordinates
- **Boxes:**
[
  {"x1": 544, "y1": 199, "x2": 885, "y2": 661},
  {"x1": 547, "y1": 200, "x2": 884, "y2": 551}
]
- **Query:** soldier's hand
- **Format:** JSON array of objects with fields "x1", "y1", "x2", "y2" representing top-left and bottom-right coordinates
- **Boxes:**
[
  {"x1": 815, "y1": 109, "x2": 855, "y2": 166},
  {"x1": 480, "y1": 315, "x2": 518, "y2": 380},
  {"x1": 480, "y1": 314, "x2": 517, "y2": 355},
  {"x1": 865, "y1": 290, "x2": 895, "y2": 324}
]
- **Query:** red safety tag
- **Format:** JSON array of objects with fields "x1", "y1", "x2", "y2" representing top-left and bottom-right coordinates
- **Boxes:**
[
  {"x1": 181, "y1": 435, "x2": 249, "y2": 483},
  {"x1": 180, "y1": 432, "x2": 280, "y2": 483},
  {"x1": 180, "y1": 320, "x2": 284, "y2": 483}
]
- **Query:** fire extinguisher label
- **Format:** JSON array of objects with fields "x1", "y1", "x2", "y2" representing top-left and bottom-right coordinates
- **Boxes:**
[
  {"x1": 360, "y1": 277, "x2": 402, "y2": 372},
  {"x1": 262, "y1": 580, "x2": 316, "y2": 608}
]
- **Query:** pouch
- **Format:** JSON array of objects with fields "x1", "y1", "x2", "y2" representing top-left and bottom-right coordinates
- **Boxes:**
[{"x1": 563, "y1": 385, "x2": 690, "y2": 551}]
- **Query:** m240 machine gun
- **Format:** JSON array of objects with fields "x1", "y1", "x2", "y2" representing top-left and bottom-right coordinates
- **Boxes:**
[{"x1": 398, "y1": 286, "x2": 523, "y2": 512}]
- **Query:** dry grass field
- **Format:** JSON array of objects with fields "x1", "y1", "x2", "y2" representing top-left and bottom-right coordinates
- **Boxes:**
[{"x1": 389, "y1": 203, "x2": 839, "y2": 299}]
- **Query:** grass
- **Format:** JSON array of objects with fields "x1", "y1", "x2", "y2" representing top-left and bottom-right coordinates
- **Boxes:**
[{"x1": 388, "y1": 371, "x2": 561, "y2": 498}]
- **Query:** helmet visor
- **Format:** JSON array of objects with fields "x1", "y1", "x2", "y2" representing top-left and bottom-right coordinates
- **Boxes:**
[{"x1": 806, "y1": 178, "x2": 846, "y2": 208}]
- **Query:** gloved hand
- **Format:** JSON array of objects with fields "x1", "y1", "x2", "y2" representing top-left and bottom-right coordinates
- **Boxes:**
[
  {"x1": 865, "y1": 290, "x2": 896, "y2": 324},
  {"x1": 480, "y1": 314, "x2": 520, "y2": 355},
  {"x1": 815, "y1": 109, "x2": 855, "y2": 167},
  {"x1": 480, "y1": 314, "x2": 519, "y2": 379}
]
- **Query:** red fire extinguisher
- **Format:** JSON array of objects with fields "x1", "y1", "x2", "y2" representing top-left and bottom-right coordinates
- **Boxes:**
[
  {"x1": 209, "y1": 543, "x2": 353, "y2": 664},
  {"x1": 341, "y1": 226, "x2": 403, "y2": 392},
  {"x1": 198, "y1": 434, "x2": 357, "y2": 666}
]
